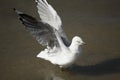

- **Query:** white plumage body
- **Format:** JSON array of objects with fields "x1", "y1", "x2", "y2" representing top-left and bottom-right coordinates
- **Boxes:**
[
  {"x1": 37, "y1": 35, "x2": 84, "y2": 68},
  {"x1": 37, "y1": 45, "x2": 82, "y2": 68}
]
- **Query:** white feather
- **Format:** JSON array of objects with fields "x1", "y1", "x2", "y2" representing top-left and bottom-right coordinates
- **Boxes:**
[{"x1": 36, "y1": 0, "x2": 62, "y2": 30}]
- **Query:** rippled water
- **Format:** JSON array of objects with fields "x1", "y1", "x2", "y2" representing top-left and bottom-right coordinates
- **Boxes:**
[{"x1": 0, "y1": 0, "x2": 120, "y2": 80}]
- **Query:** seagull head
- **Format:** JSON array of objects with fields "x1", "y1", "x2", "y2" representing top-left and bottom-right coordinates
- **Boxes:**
[{"x1": 72, "y1": 36, "x2": 86, "y2": 45}]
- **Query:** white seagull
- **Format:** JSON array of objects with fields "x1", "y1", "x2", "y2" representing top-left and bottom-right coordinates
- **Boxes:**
[{"x1": 14, "y1": 0, "x2": 85, "y2": 68}]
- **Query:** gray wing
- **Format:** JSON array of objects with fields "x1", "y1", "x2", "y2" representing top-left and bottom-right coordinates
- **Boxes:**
[
  {"x1": 36, "y1": 0, "x2": 70, "y2": 46},
  {"x1": 14, "y1": 0, "x2": 71, "y2": 48},
  {"x1": 14, "y1": 9, "x2": 58, "y2": 48}
]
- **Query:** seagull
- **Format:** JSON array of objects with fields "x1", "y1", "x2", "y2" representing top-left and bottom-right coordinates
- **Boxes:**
[{"x1": 14, "y1": 0, "x2": 85, "y2": 68}]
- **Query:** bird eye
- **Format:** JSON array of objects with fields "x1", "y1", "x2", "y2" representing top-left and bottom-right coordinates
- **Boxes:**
[{"x1": 77, "y1": 41, "x2": 80, "y2": 43}]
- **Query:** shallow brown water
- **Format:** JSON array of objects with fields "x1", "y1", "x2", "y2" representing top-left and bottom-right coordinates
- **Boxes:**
[{"x1": 0, "y1": 0, "x2": 120, "y2": 80}]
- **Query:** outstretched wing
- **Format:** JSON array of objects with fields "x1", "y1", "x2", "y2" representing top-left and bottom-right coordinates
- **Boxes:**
[
  {"x1": 14, "y1": 9, "x2": 58, "y2": 48},
  {"x1": 35, "y1": 0, "x2": 62, "y2": 30},
  {"x1": 14, "y1": 0, "x2": 70, "y2": 48},
  {"x1": 35, "y1": 0, "x2": 70, "y2": 46}
]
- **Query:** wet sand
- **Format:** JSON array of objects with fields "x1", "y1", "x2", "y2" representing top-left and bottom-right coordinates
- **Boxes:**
[{"x1": 0, "y1": 0, "x2": 120, "y2": 80}]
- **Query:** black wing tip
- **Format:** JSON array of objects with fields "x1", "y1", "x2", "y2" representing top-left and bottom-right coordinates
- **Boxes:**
[
  {"x1": 13, "y1": 8, "x2": 23, "y2": 15},
  {"x1": 13, "y1": 8, "x2": 16, "y2": 11},
  {"x1": 13, "y1": 8, "x2": 18, "y2": 13}
]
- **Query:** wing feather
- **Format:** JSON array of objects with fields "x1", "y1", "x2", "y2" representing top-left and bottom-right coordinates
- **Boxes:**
[
  {"x1": 35, "y1": 0, "x2": 62, "y2": 30},
  {"x1": 14, "y1": 9, "x2": 58, "y2": 48},
  {"x1": 14, "y1": 0, "x2": 70, "y2": 48},
  {"x1": 35, "y1": 0, "x2": 70, "y2": 46}
]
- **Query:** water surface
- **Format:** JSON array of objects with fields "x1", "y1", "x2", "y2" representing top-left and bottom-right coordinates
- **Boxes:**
[{"x1": 0, "y1": 0, "x2": 120, "y2": 80}]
